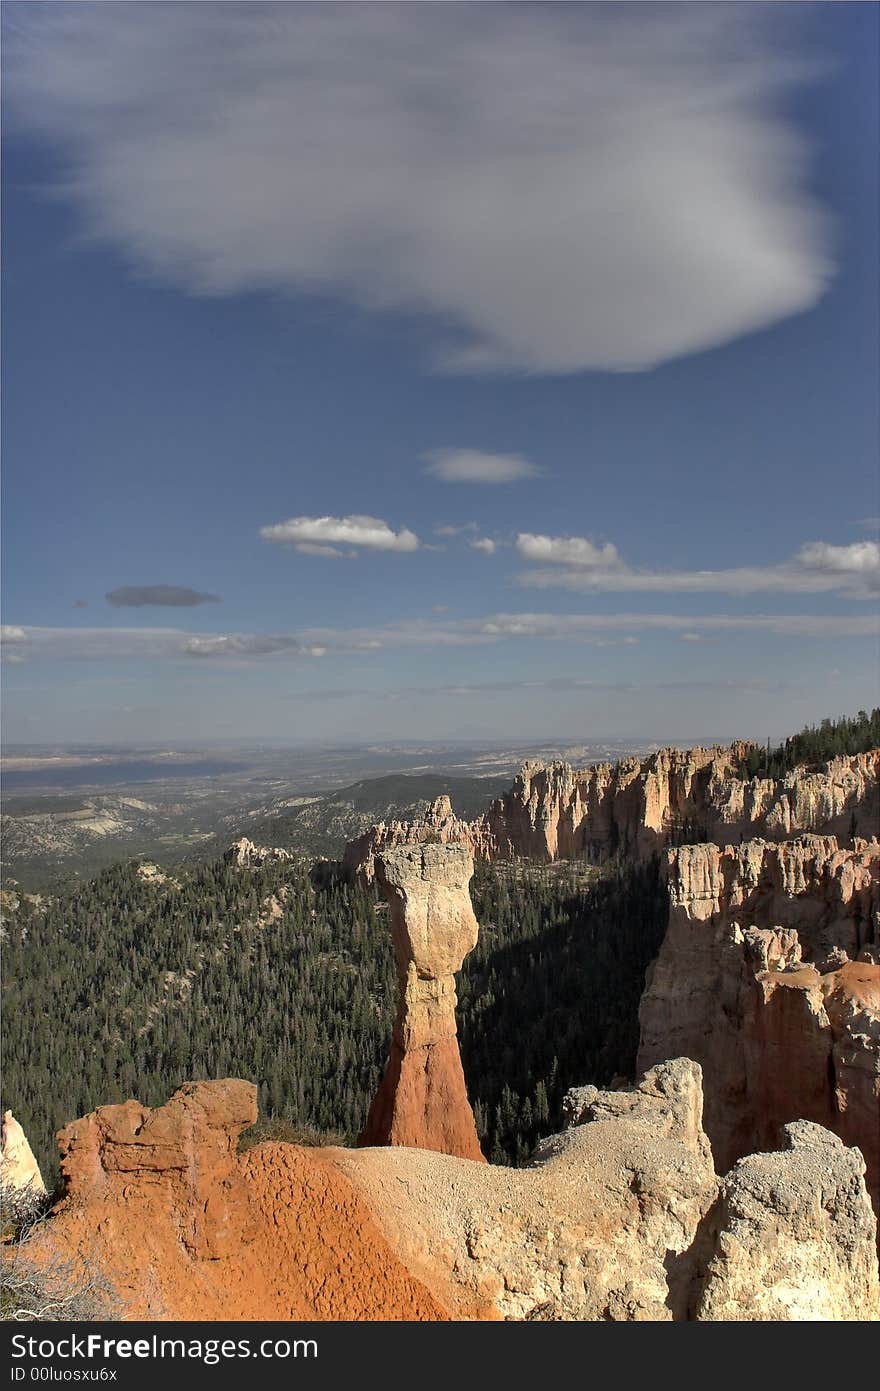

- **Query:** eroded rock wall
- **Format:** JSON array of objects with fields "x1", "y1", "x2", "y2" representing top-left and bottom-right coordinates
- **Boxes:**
[
  {"x1": 342, "y1": 747, "x2": 880, "y2": 882},
  {"x1": 638, "y1": 836, "x2": 880, "y2": 1217}
]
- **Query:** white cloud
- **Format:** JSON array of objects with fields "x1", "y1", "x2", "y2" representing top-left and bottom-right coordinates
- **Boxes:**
[
  {"x1": 795, "y1": 540, "x2": 880, "y2": 576},
  {"x1": 424, "y1": 450, "x2": 540, "y2": 484},
  {"x1": 0, "y1": 626, "x2": 27, "y2": 642},
  {"x1": 260, "y1": 514, "x2": 419, "y2": 556},
  {"x1": 470, "y1": 537, "x2": 497, "y2": 555},
  {"x1": 516, "y1": 535, "x2": 880, "y2": 597},
  {"x1": 3, "y1": 7, "x2": 832, "y2": 373},
  {"x1": 516, "y1": 534, "x2": 622, "y2": 567}
]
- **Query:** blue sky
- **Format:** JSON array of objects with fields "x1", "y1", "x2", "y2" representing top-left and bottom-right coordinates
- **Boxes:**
[{"x1": 2, "y1": 2, "x2": 878, "y2": 746}]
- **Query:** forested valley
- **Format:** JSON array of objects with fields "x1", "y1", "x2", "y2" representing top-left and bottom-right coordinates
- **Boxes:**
[{"x1": 1, "y1": 853, "x2": 666, "y2": 1182}]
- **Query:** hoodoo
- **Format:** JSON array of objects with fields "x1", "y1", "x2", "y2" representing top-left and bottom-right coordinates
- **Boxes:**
[
  {"x1": 1, "y1": 1109, "x2": 47, "y2": 1205},
  {"x1": 359, "y1": 843, "x2": 485, "y2": 1161}
]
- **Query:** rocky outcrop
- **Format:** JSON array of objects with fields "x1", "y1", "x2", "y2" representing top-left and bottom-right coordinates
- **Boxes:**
[
  {"x1": 695, "y1": 1122, "x2": 880, "y2": 1321},
  {"x1": 34, "y1": 1063, "x2": 879, "y2": 1320},
  {"x1": 1, "y1": 1110, "x2": 47, "y2": 1205},
  {"x1": 638, "y1": 836, "x2": 880, "y2": 1221},
  {"x1": 224, "y1": 838, "x2": 294, "y2": 869},
  {"x1": 57, "y1": 1080, "x2": 258, "y2": 1260},
  {"x1": 359, "y1": 844, "x2": 484, "y2": 1161},
  {"x1": 39, "y1": 1080, "x2": 447, "y2": 1320},
  {"x1": 341, "y1": 747, "x2": 880, "y2": 881}
]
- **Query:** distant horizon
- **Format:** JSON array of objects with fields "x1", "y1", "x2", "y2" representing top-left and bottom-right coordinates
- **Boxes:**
[{"x1": 3, "y1": 711, "x2": 874, "y2": 757}]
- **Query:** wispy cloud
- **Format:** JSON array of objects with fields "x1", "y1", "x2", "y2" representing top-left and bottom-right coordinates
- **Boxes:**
[
  {"x1": 106, "y1": 585, "x2": 220, "y2": 607},
  {"x1": 4, "y1": 608, "x2": 874, "y2": 667},
  {"x1": 434, "y1": 522, "x2": 478, "y2": 537},
  {"x1": 424, "y1": 450, "x2": 540, "y2": 483},
  {"x1": 516, "y1": 536, "x2": 880, "y2": 598},
  {"x1": 0, "y1": 626, "x2": 328, "y2": 664},
  {"x1": 390, "y1": 674, "x2": 795, "y2": 700},
  {"x1": 472, "y1": 612, "x2": 878, "y2": 641},
  {"x1": 3, "y1": 7, "x2": 831, "y2": 373},
  {"x1": 182, "y1": 635, "x2": 326, "y2": 659},
  {"x1": 260, "y1": 514, "x2": 419, "y2": 556}
]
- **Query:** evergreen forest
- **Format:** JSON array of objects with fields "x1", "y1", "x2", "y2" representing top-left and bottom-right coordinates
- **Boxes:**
[{"x1": 1, "y1": 854, "x2": 666, "y2": 1182}]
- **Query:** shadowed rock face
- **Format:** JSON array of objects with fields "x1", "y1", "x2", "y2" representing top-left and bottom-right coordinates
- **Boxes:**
[
  {"x1": 359, "y1": 843, "x2": 485, "y2": 1162},
  {"x1": 638, "y1": 836, "x2": 880, "y2": 1223}
]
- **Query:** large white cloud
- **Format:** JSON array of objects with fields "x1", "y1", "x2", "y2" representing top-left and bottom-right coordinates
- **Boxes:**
[
  {"x1": 4, "y1": 6, "x2": 832, "y2": 373},
  {"x1": 260, "y1": 514, "x2": 419, "y2": 556}
]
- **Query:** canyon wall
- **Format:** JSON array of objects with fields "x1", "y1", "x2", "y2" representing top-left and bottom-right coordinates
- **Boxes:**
[
  {"x1": 29, "y1": 1065, "x2": 879, "y2": 1320},
  {"x1": 342, "y1": 747, "x2": 879, "y2": 882},
  {"x1": 638, "y1": 836, "x2": 880, "y2": 1220}
]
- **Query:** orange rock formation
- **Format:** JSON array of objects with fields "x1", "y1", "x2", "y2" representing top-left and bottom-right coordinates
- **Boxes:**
[
  {"x1": 48, "y1": 1080, "x2": 448, "y2": 1320},
  {"x1": 29, "y1": 1067, "x2": 880, "y2": 1321},
  {"x1": 359, "y1": 844, "x2": 485, "y2": 1161}
]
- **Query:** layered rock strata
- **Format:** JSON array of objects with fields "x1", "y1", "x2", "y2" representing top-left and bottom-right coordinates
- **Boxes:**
[
  {"x1": 359, "y1": 844, "x2": 484, "y2": 1161},
  {"x1": 32, "y1": 1065, "x2": 880, "y2": 1321},
  {"x1": 638, "y1": 836, "x2": 880, "y2": 1218},
  {"x1": 342, "y1": 747, "x2": 879, "y2": 882}
]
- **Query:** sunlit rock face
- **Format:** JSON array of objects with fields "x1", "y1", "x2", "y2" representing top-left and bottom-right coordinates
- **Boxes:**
[{"x1": 341, "y1": 748, "x2": 880, "y2": 883}]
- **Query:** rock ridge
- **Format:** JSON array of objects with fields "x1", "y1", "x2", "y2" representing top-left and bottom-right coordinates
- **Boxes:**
[
  {"x1": 30, "y1": 1065, "x2": 880, "y2": 1321},
  {"x1": 341, "y1": 746, "x2": 879, "y2": 883}
]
